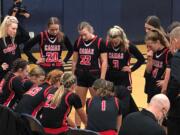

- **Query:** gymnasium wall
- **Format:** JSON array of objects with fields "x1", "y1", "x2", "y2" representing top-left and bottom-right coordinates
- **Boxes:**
[{"x1": 2, "y1": 0, "x2": 180, "y2": 44}]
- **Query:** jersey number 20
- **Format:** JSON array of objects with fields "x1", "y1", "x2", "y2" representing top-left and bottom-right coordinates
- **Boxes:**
[{"x1": 46, "y1": 52, "x2": 59, "y2": 62}]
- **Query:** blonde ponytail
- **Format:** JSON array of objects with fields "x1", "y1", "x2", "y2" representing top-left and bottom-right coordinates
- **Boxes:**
[
  {"x1": 0, "y1": 16, "x2": 18, "y2": 38},
  {"x1": 51, "y1": 85, "x2": 65, "y2": 107},
  {"x1": 50, "y1": 73, "x2": 77, "y2": 107}
]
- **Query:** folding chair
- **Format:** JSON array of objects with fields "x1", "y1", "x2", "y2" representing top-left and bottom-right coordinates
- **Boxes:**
[
  {"x1": 21, "y1": 113, "x2": 45, "y2": 135},
  {"x1": 67, "y1": 128, "x2": 99, "y2": 135}
]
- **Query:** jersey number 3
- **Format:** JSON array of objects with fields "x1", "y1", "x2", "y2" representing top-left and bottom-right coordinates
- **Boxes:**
[{"x1": 113, "y1": 60, "x2": 119, "y2": 69}]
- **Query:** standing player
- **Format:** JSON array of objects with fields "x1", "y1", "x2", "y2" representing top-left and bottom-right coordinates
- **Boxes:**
[
  {"x1": 106, "y1": 25, "x2": 145, "y2": 89},
  {"x1": 0, "y1": 16, "x2": 29, "y2": 80},
  {"x1": 0, "y1": 58, "x2": 29, "y2": 108},
  {"x1": 145, "y1": 30, "x2": 172, "y2": 102},
  {"x1": 106, "y1": 26, "x2": 145, "y2": 116},
  {"x1": 15, "y1": 69, "x2": 63, "y2": 116},
  {"x1": 24, "y1": 17, "x2": 73, "y2": 73},
  {"x1": 86, "y1": 79, "x2": 122, "y2": 135},
  {"x1": 72, "y1": 21, "x2": 107, "y2": 127},
  {"x1": 38, "y1": 73, "x2": 87, "y2": 135}
]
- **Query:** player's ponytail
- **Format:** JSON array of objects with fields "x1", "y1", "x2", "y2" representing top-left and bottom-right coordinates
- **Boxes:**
[
  {"x1": 45, "y1": 69, "x2": 63, "y2": 85},
  {"x1": 51, "y1": 73, "x2": 76, "y2": 107},
  {"x1": 92, "y1": 79, "x2": 114, "y2": 97}
]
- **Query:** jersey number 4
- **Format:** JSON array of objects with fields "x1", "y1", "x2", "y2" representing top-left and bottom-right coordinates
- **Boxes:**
[
  {"x1": 152, "y1": 68, "x2": 159, "y2": 78},
  {"x1": 80, "y1": 55, "x2": 91, "y2": 65}
]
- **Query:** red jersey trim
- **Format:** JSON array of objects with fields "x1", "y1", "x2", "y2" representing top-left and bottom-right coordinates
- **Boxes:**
[{"x1": 99, "y1": 130, "x2": 117, "y2": 135}]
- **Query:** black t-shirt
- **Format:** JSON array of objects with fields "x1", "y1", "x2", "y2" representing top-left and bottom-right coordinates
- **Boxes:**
[
  {"x1": 0, "y1": 27, "x2": 30, "y2": 80},
  {"x1": 74, "y1": 36, "x2": 107, "y2": 70},
  {"x1": 119, "y1": 109, "x2": 166, "y2": 135},
  {"x1": 150, "y1": 48, "x2": 172, "y2": 81},
  {"x1": 144, "y1": 48, "x2": 172, "y2": 93},
  {"x1": 0, "y1": 72, "x2": 25, "y2": 108},
  {"x1": 0, "y1": 37, "x2": 21, "y2": 67},
  {"x1": 107, "y1": 43, "x2": 145, "y2": 72},
  {"x1": 86, "y1": 96, "x2": 121, "y2": 132},
  {"x1": 170, "y1": 50, "x2": 180, "y2": 84},
  {"x1": 24, "y1": 31, "x2": 73, "y2": 66},
  {"x1": 38, "y1": 91, "x2": 82, "y2": 129},
  {"x1": 15, "y1": 82, "x2": 53, "y2": 116}
]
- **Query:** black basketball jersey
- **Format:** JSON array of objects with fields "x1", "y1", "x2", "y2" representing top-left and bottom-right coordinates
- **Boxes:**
[
  {"x1": 38, "y1": 91, "x2": 82, "y2": 134},
  {"x1": 15, "y1": 82, "x2": 53, "y2": 116},
  {"x1": 39, "y1": 31, "x2": 65, "y2": 67},
  {"x1": 86, "y1": 96, "x2": 121, "y2": 132},
  {"x1": 107, "y1": 44, "x2": 130, "y2": 71},
  {"x1": 151, "y1": 48, "x2": 172, "y2": 81},
  {"x1": 107, "y1": 43, "x2": 145, "y2": 72},
  {"x1": 74, "y1": 36, "x2": 107, "y2": 70},
  {"x1": 0, "y1": 72, "x2": 25, "y2": 108}
]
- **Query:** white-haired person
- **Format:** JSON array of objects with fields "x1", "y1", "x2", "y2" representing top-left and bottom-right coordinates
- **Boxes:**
[
  {"x1": 167, "y1": 26, "x2": 180, "y2": 135},
  {"x1": 120, "y1": 94, "x2": 170, "y2": 135}
]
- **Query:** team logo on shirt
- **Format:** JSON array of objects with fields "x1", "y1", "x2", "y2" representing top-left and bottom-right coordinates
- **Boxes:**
[
  {"x1": 44, "y1": 45, "x2": 61, "y2": 51},
  {"x1": 108, "y1": 52, "x2": 124, "y2": 59},
  {"x1": 153, "y1": 60, "x2": 163, "y2": 68},
  {"x1": 79, "y1": 48, "x2": 94, "y2": 55},
  {"x1": 3, "y1": 44, "x2": 17, "y2": 54},
  {"x1": 79, "y1": 48, "x2": 94, "y2": 66}
]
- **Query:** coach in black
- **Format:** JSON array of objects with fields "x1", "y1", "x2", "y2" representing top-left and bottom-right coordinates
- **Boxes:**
[
  {"x1": 119, "y1": 94, "x2": 170, "y2": 135},
  {"x1": 167, "y1": 26, "x2": 180, "y2": 135}
]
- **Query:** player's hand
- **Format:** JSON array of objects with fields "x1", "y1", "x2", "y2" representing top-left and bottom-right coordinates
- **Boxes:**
[
  {"x1": 147, "y1": 50, "x2": 153, "y2": 59},
  {"x1": 122, "y1": 66, "x2": 131, "y2": 73},
  {"x1": 13, "y1": 7, "x2": 18, "y2": 12},
  {"x1": 156, "y1": 80, "x2": 167, "y2": 94},
  {"x1": 22, "y1": 13, "x2": 30, "y2": 18},
  {"x1": 36, "y1": 58, "x2": 45, "y2": 64},
  {"x1": 1, "y1": 63, "x2": 9, "y2": 70}
]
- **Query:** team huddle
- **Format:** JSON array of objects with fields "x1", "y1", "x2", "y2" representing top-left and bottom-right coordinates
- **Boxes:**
[{"x1": 0, "y1": 6, "x2": 180, "y2": 135}]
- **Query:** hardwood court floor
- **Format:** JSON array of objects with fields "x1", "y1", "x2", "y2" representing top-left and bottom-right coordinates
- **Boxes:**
[{"x1": 22, "y1": 44, "x2": 148, "y2": 124}]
